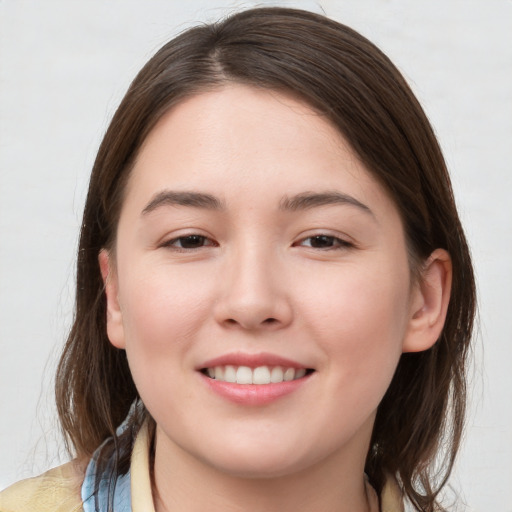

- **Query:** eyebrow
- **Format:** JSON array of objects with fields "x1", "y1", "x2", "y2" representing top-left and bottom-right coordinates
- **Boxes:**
[
  {"x1": 279, "y1": 191, "x2": 374, "y2": 217},
  {"x1": 141, "y1": 189, "x2": 374, "y2": 217},
  {"x1": 142, "y1": 190, "x2": 225, "y2": 215}
]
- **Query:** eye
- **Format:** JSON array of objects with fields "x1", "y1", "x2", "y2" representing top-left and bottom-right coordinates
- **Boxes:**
[
  {"x1": 163, "y1": 234, "x2": 216, "y2": 250},
  {"x1": 297, "y1": 234, "x2": 351, "y2": 250}
]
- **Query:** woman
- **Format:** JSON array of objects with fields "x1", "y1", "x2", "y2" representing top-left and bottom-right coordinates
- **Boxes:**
[{"x1": 0, "y1": 7, "x2": 475, "y2": 512}]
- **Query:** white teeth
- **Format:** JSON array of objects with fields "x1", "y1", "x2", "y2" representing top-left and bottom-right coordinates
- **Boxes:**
[
  {"x1": 224, "y1": 365, "x2": 237, "y2": 383},
  {"x1": 214, "y1": 366, "x2": 224, "y2": 381},
  {"x1": 270, "y1": 366, "x2": 284, "y2": 383},
  {"x1": 253, "y1": 366, "x2": 271, "y2": 384},
  {"x1": 205, "y1": 365, "x2": 309, "y2": 384},
  {"x1": 236, "y1": 366, "x2": 253, "y2": 384},
  {"x1": 283, "y1": 368, "x2": 295, "y2": 381}
]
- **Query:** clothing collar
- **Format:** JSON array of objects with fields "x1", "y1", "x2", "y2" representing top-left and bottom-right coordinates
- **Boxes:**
[
  {"x1": 129, "y1": 422, "x2": 403, "y2": 512},
  {"x1": 83, "y1": 420, "x2": 403, "y2": 512},
  {"x1": 130, "y1": 421, "x2": 155, "y2": 511}
]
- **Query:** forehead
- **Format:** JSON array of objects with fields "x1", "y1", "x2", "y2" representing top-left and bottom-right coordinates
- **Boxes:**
[
  {"x1": 124, "y1": 84, "x2": 395, "y2": 219},
  {"x1": 137, "y1": 85, "x2": 347, "y2": 162}
]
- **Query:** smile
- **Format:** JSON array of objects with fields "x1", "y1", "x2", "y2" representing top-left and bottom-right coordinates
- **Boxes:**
[{"x1": 202, "y1": 365, "x2": 311, "y2": 385}]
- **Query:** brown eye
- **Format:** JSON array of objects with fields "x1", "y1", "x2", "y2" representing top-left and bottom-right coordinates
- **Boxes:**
[
  {"x1": 298, "y1": 235, "x2": 351, "y2": 250},
  {"x1": 165, "y1": 235, "x2": 213, "y2": 249},
  {"x1": 308, "y1": 235, "x2": 336, "y2": 248}
]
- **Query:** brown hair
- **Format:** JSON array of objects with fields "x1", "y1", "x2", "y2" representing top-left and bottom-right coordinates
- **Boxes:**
[{"x1": 55, "y1": 7, "x2": 476, "y2": 511}]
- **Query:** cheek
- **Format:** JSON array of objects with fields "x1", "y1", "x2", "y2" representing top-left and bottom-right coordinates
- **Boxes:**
[
  {"x1": 118, "y1": 264, "x2": 213, "y2": 360},
  {"x1": 299, "y1": 263, "x2": 410, "y2": 380},
  {"x1": 116, "y1": 266, "x2": 215, "y2": 417}
]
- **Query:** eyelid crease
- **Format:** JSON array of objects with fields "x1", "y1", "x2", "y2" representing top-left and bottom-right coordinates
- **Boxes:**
[{"x1": 295, "y1": 234, "x2": 354, "y2": 250}]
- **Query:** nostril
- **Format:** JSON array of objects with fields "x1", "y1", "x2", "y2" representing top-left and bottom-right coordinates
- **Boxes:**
[{"x1": 222, "y1": 316, "x2": 284, "y2": 329}]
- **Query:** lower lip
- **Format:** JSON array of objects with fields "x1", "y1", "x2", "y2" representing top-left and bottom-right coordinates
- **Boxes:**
[{"x1": 201, "y1": 373, "x2": 310, "y2": 406}]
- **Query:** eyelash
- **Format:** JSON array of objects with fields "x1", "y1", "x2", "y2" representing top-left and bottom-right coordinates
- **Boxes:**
[
  {"x1": 295, "y1": 234, "x2": 353, "y2": 250},
  {"x1": 162, "y1": 235, "x2": 217, "y2": 251},
  {"x1": 161, "y1": 234, "x2": 352, "y2": 251}
]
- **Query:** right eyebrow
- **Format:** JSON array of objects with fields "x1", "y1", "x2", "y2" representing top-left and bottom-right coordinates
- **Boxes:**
[{"x1": 141, "y1": 190, "x2": 225, "y2": 215}]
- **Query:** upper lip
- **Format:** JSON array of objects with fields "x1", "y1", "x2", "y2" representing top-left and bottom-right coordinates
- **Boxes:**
[{"x1": 198, "y1": 352, "x2": 310, "y2": 370}]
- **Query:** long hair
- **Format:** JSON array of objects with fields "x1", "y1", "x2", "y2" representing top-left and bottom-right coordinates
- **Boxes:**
[{"x1": 55, "y1": 7, "x2": 476, "y2": 511}]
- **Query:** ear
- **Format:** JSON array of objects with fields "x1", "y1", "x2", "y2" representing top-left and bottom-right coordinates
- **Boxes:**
[
  {"x1": 402, "y1": 248, "x2": 452, "y2": 353},
  {"x1": 98, "y1": 249, "x2": 126, "y2": 349}
]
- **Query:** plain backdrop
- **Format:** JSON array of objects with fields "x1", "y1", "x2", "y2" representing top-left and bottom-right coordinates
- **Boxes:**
[{"x1": 1, "y1": 1, "x2": 511, "y2": 510}]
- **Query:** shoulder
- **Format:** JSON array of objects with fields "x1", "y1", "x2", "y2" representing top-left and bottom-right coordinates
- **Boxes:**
[{"x1": 0, "y1": 459, "x2": 86, "y2": 512}]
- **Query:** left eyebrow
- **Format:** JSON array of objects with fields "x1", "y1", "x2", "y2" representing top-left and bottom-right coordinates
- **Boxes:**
[{"x1": 279, "y1": 191, "x2": 375, "y2": 217}]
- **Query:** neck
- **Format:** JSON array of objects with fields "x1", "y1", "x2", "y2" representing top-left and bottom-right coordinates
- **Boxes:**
[{"x1": 152, "y1": 427, "x2": 375, "y2": 512}]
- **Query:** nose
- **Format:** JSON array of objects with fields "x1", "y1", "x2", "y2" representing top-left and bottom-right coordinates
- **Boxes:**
[{"x1": 213, "y1": 244, "x2": 293, "y2": 331}]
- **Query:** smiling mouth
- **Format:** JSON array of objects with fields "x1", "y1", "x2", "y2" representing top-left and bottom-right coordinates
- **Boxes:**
[{"x1": 201, "y1": 365, "x2": 314, "y2": 385}]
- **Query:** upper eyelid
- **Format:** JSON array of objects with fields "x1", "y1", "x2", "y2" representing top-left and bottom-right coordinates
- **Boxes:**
[
  {"x1": 155, "y1": 234, "x2": 206, "y2": 251},
  {"x1": 295, "y1": 229, "x2": 354, "y2": 243},
  {"x1": 296, "y1": 234, "x2": 353, "y2": 247},
  {"x1": 163, "y1": 234, "x2": 216, "y2": 247},
  {"x1": 158, "y1": 229, "x2": 214, "y2": 243}
]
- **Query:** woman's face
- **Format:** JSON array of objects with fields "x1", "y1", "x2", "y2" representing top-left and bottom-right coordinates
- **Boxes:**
[{"x1": 102, "y1": 84, "x2": 427, "y2": 478}]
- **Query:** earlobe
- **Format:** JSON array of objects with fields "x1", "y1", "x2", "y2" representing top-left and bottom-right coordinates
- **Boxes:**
[
  {"x1": 402, "y1": 249, "x2": 452, "y2": 353},
  {"x1": 98, "y1": 249, "x2": 126, "y2": 349}
]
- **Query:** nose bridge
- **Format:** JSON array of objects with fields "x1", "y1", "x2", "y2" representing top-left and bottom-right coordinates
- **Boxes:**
[{"x1": 215, "y1": 236, "x2": 292, "y2": 330}]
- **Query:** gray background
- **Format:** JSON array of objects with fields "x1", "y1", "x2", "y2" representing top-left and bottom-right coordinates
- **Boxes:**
[{"x1": 1, "y1": 1, "x2": 511, "y2": 510}]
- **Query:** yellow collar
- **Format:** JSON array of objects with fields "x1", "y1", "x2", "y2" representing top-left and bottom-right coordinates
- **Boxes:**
[{"x1": 130, "y1": 422, "x2": 403, "y2": 512}]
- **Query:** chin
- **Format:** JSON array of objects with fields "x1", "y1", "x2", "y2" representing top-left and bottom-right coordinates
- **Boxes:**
[
  {"x1": 209, "y1": 457, "x2": 307, "y2": 480},
  {"x1": 196, "y1": 441, "x2": 321, "y2": 480}
]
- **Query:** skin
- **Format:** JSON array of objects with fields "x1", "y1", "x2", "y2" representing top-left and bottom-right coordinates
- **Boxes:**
[{"x1": 100, "y1": 84, "x2": 452, "y2": 512}]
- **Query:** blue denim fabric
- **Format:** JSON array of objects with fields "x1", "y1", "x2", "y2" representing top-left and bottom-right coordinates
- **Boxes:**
[
  {"x1": 81, "y1": 402, "x2": 139, "y2": 511},
  {"x1": 81, "y1": 451, "x2": 131, "y2": 512}
]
